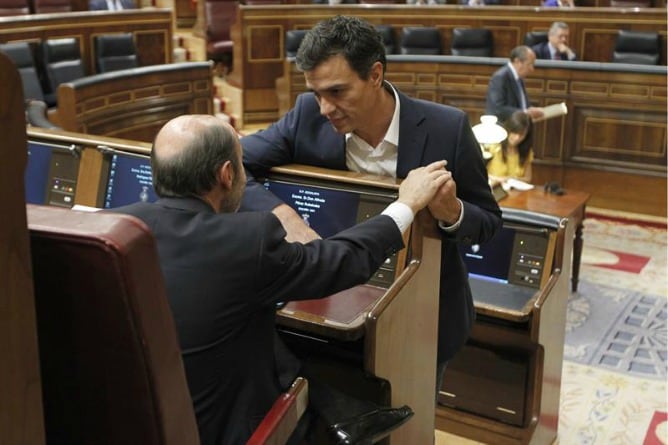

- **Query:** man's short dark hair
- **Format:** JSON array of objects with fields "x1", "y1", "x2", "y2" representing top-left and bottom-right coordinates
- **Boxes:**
[
  {"x1": 510, "y1": 45, "x2": 532, "y2": 62},
  {"x1": 151, "y1": 122, "x2": 239, "y2": 198},
  {"x1": 295, "y1": 15, "x2": 386, "y2": 80}
]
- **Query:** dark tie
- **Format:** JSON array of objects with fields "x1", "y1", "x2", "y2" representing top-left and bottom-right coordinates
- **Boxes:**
[
  {"x1": 553, "y1": 51, "x2": 561, "y2": 60},
  {"x1": 516, "y1": 78, "x2": 527, "y2": 109}
]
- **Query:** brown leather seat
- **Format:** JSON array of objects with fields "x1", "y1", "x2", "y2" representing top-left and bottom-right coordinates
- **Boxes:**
[
  {"x1": 28, "y1": 205, "x2": 307, "y2": 445},
  {"x1": 204, "y1": 0, "x2": 237, "y2": 74}
]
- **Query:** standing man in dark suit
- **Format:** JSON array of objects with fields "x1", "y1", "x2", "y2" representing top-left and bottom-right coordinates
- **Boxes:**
[
  {"x1": 485, "y1": 45, "x2": 543, "y2": 159},
  {"x1": 532, "y1": 22, "x2": 577, "y2": 61},
  {"x1": 485, "y1": 45, "x2": 544, "y2": 122},
  {"x1": 240, "y1": 15, "x2": 503, "y2": 399},
  {"x1": 89, "y1": 0, "x2": 136, "y2": 10},
  {"x1": 113, "y1": 114, "x2": 449, "y2": 445}
]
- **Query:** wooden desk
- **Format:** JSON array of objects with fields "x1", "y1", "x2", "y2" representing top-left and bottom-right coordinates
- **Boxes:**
[
  {"x1": 500, "y1": 187, "x2": 590, "y2": 292},
  {"x1": 268, "y1": 165, "x2": 442, "y2": 445}
]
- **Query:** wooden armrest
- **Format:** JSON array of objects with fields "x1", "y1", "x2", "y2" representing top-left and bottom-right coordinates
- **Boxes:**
[{"x1": 246, "y1": 377, "x2": 309, "y2": 445}]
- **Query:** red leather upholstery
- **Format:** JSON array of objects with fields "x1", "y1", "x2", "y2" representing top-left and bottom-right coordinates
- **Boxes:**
[{"x1": 28, "y1": 205, "x2": 201, "y2": 445}]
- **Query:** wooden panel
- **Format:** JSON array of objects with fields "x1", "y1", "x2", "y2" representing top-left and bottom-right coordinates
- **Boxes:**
[
  {"x1": 57, "y1": 62, "x2": 214, "y2": 142},
  {"x1": 0, "y1": 9, "x2": 173, "y2": 75},
  {"x1": 0, "y1": 52, "x2": 45, "y2": 445},
  {"x1": 225, "y1": 4, "x2": 666, "y2": 124}
]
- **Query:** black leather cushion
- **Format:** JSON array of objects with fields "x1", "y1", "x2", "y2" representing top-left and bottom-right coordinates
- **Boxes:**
[
  {"x1": 613, "y1": 30, "x2": 660, "y2": 65},
  {"x1": 524, "y1": 31, "x2": 548, "y2": 48},
  {"x1": 451, "y1": 28, "x2": 493, "y2": 57},
  {"x1": 42, "y1": 38, "x2": 86, "y2": 102},
  {"x1": 285, "y1": 30, "x2": 307, "y2": 58},
  {"x1": 95, "y1": 33, "x2": 139, "y2": 73},
  {"x1": 399, "y1": 27, "x2": 442, "y2": 55},
  {"x1": 375, "y1": 24, "x2": 396, "y2": 55},
  {"x1": 0, "y1": 42, "x2": 45, "y2": 102}
]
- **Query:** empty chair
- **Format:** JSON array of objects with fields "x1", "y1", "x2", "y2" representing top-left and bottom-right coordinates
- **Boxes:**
[
  {"x1": 204, "y1": 0, "x2": 236, "y2": 74},
  {"x1": 612, "y1": 30, "x2": 661, "y2": 65},
  {"x1": 31, "y1": 0, "x2": 72, "y2": 13},
  {"x1": 375, "y1": 24, "x2": 396, "y2": 55},
  {"x1": 0, "y1": 0, "x2": 29, "y2": 15},
  {"x1": 399, "y1": 27, "x2": 442, "y2": 55},
  {"x1": 94, "y1": 33, "x2": 139, "y2": 73},
  {"x1": 0, "y1": 42, "x2": 45, "y2": 102},
  {"x1": 28, "y1": 205, "x2": 309, "y2": 445},
  {"x1": 450, "y1": 28, "x2": 493, "y2": 57},
  {"x1": 41, "y1": 37, "x2": 86, "y2": 106},
  {"x1": 285, "y1": 29, "x2": 307, "y2": 58},
  {"x1": 524, "y1": 31, "x2": 548, "y2": 48}
]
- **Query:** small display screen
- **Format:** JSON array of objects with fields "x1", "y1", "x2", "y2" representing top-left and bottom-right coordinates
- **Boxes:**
[
  {"x1": 460, "y1": 226, "x2": 516, "y2": 284},
  {"x1": 263, "y1": 180, "x2": 360, "y2": 239},
  {"x1": 25, "y1": 140, "x2": 79, "y2": 208},
  {"x1": 103, "y1": 152, "x2": 157, "y2": 208}
]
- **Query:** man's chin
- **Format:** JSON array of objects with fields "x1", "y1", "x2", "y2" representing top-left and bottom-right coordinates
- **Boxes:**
[{"x1": 328, "y1": 119, "x2": 350, "y2": 134}]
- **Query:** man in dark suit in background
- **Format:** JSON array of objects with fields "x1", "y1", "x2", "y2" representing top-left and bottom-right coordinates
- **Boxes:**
[
  {"x1": 89, "y1": 0, "x2": 136, "y2": 10},
  {"x1": 486, "y1": 45, "x2": 544, "y2": 122},
  {"x1": 113, "y1": 114, "x2": 449, "y2": 444},
  {"x1": 240, "y1": 15, "x2": 503, "y2": 399},
  {"x1": 532, "y1": 22, "x2": 577, "y2": 61},
  {"x1": 485, "y1": 45, "x2": 543, "y2": 158}
]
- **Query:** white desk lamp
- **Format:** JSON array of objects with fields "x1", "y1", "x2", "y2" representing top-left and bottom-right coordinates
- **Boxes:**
[{"x1": 471, "y1": 115, "x2": 507, "y2": 161}]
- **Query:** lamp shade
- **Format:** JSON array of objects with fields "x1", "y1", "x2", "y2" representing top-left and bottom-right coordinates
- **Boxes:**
[{"x1": 472, "y1": 115, "x2": 508, "y2": 144}]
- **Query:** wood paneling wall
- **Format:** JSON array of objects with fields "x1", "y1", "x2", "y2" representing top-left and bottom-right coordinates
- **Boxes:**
[
  {"x1": 56, "y1": 62, "x2": 214, "y2": 142},
  {"x1": 225, "y1": 4, "x2": 666, "y2": 125}
]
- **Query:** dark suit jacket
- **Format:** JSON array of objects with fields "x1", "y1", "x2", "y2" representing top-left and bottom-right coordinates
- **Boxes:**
[
  {"x1": 532, "y1": 41, "x2": 577, "y2": 61},
  {"x1": 240, "y1": 87, "x2": 502, "y2": 364},
  {"x1": 114, "y1": 196, "x2": 403, "y2": 445},
  {"x1": 485, "y1": 64, "x2": 535, "y2": 153},
  {"x1": 485, "y1": 63, "x2": 527, "y2": 122}
]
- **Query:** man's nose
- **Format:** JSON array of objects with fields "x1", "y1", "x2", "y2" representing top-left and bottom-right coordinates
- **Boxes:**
[{"x1": 319, "y1": 97, "x2": 335, "y2": 116}]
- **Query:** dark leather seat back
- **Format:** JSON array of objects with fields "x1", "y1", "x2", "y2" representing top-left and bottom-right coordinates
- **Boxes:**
[
  {"x1": 204, "y1": 0, "x2": 237, "y2": 72},
  {"x1": 285, "y1": 29, "x2": 307, "y2": 58},
  {"x1": 0, "y1": 0, "x2": 29, "y2": 15},
  {"x1": 0, "y1": 42, "x2": 45, "y2": 102},
  {"x1": 375, "y1": 24, "x2": 396, "y2": 55},
  {"x1": 28, "y1": 205, "x2": 201, "y2": 445},
  {"x1": 451, "y1": 28, "x2": 493, "y2": 57},
  {"x1": 612, "y1": 30, "x2": 661, "y2": 65},
  {"x1": 94, "y1": 33, "x2": 139, "y2": 73},
  {"x1": 41, "y1": 37, "x2": 86, "y2": 106},
  {"x1": 524, "y1": 31, "x2": 548, "y2": 47},
  {"x1": 399, "y1": 27, "x2": 442, "y2": 55}
]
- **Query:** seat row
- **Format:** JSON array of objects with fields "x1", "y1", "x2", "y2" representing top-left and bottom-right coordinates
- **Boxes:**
[
  {"x1": 286, "y1": 26, "x2": 663, "y2": 65},
  {"x1": 0, "y1": 0, "x2": 70, "y2": 15},
  {"x1": 0, "y1": 33, "x2": 138, "y2": 107}
]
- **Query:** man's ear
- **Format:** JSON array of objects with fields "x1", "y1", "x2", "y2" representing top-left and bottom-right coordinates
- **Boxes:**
[
  {"x1": 370, "y1": 61, "x2": 384, "y2": 87},
  {"x1": 218, "y1": 160, "x2": 234, "y2": 190}
]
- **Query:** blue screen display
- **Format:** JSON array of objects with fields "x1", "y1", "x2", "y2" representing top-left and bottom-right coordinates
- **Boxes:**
[
  {"x1": 459, "y1": 226, "x2": 516, "y2": 284},
  {"x1": 263, "y1": 180, "x2": 359, "y2": 239},
  {"x1": 25, "y1": 141, "x2": 54, "y2": 204},
  {"x1": 103, "y1": 152, "x2": 157, "y2": 208}
]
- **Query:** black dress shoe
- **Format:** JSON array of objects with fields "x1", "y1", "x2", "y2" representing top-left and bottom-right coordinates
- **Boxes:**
[{"x1": 328, "y1": 405, "x2": 414, "y2": 445}]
